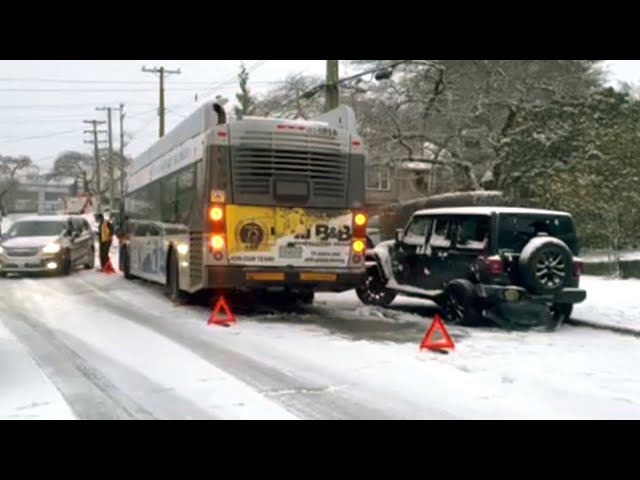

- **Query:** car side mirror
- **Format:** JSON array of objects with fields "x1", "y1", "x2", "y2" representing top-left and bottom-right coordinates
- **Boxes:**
[{"x1": 395, "y1": 228, "x2": 404, "y2": 243}]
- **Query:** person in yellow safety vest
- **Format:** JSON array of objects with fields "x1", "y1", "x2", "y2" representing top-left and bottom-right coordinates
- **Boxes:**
[{"x1": 96, "y1": 213, "x2": 113, "y2": 270}]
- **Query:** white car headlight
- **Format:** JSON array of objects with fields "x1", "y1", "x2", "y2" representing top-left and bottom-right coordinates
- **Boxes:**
[{"x1": 42, "y1": 243, "x2": 61, "y2": 254}]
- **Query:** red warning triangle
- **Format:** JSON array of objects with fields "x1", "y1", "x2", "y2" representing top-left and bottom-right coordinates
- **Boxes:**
[
  {"x1": 420, "y1": 315, "x2": 455, "y2": 352},
  {"x1": 102, "y1": 257, "x2": 116, "y2": 274},
  {"x1": 208, "y1": 296, "x2": 236, "y2": 326}
]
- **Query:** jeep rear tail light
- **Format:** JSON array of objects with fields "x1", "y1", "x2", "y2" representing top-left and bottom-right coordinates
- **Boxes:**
[
  {"x1": 573, "y1": 260, "x2": 584, "y2": 277},
  {"x1": 486, "y1": 255, "x2": 504, "y2": 276}
]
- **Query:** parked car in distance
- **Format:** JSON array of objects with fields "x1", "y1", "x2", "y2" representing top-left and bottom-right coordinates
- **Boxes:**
[{"x1": 0, "y1": 215, "x2": 95, "y2": 277}]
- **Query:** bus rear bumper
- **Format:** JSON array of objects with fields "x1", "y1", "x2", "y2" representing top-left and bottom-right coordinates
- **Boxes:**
[{"x1": 205, "y1": 266, "x2": 365, "y2": 292}]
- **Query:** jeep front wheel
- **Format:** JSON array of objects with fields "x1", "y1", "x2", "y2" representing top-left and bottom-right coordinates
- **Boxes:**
[{"x1": 356, "y1": 268, "x2": 396, "y2": 307}]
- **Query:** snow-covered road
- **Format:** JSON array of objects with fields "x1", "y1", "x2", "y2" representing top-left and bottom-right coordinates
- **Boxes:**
[{"x1": 1, "y1": 268, "x2": 639, "y2": 419}]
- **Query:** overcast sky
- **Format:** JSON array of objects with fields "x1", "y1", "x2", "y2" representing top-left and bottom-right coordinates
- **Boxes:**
[{"x1": 0, "y1": 60, "x2": 636, "y2": 172}]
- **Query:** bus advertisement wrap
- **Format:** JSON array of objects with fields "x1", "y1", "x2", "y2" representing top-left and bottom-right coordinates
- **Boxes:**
[{"x1": 226, "y1": 206, "x2": 353, "y2": 267}]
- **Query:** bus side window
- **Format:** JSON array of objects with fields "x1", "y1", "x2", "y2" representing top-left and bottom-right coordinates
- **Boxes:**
[{"x1": 133, "y1": 223, "x2": 148, "y2": 237}]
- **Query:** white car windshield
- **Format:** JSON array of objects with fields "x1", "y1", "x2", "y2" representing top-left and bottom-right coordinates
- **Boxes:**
[{"x1": 5, "y1": 221, "x2": 66, "y2": 237}]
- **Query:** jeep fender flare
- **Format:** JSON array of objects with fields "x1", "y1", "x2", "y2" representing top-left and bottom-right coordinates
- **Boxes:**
[{"x1": 365, "y1": 243, "x2": 395, "y2": 283}]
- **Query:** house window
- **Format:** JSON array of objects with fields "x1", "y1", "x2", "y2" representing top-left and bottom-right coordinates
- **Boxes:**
[{"x1": 366, "y1": 167, "x2": 391, "y2": 191}]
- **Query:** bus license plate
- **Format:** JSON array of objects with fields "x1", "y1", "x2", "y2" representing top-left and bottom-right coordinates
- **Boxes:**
[{"x1": 279, "y1": 246, "x2": 302, "y2": 259}]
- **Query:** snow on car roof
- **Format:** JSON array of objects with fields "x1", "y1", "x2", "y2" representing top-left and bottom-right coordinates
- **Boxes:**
[
  {"x1": 13, "y1": 215, "x2": 72, "y2": 222},
  {"x1": 412, "y1": 206, "x2": 572, "y2": 217}
]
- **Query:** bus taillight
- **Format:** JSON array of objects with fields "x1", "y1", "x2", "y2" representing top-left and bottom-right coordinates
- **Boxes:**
[
  {"x1": 353, "y1": 212, "x2": 367, "y2": 238},
  {"x1": 353, "y1": 239, "x2": 365, "y2": 253},
  {"x1": 211, "y1": 235, "x2": 224, "y2": 250},
  {"x1": 210, "y1": 206, "x2": 223, "y2": 221}
]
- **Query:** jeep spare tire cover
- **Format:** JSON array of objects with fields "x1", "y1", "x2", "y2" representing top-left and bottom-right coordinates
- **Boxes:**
[{"x1": 518, "y1": 236, "x2": 573, "y2": 295}]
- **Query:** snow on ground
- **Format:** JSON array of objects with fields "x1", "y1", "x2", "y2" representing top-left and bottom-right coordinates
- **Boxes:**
[
  {"x1": 22, "y1": 269, "x2": 637, "y2": 420},
  {"x1": 0, "y1": 277, "x2": 296, "y2": 420},
  {"x1": 0, "y1": 317, "x2": 76, "y2": 420},
  {"x1": 1, "y1": 256, "x2": 640, "y2": 419},
  {"x1": 110, "y1": 282, "x2": 640, "y2": 419},
  {"x1": 583, "y1": 250, "x2": 640, "y2": 263},
  {"x1": 574, "y1": 276, "x2": 640, "y2": 331}
]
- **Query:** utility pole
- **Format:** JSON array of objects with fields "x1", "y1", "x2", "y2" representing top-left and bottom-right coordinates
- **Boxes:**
[
  {"x1": 118, "y1": 103, "x2": 126, "y2": 209},
  {"x1": 142, "y1": 65, "x2": 181, "y2": 137},
  {"x1": 83, "y1": 120, "x2": 107, "y2": 212},
  {"x1": 96, "y1": 106, "x2": 115, "y2": 214},
  {"x1": 325, "y1": 60, "x2": 340, "y2": 112}
]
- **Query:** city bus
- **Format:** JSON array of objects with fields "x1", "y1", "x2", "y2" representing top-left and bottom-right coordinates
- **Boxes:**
[{"x1": 121, "y1": 100, "x2": 367, "y2": 304}]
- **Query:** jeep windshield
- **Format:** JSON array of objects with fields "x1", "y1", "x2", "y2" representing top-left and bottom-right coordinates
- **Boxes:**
[
  {"x1": 5, "y1": 221, "x2": 66, "y2": 237},
  {"x1": 497, "y1": 214, "x2": 579, "y2": 255}
]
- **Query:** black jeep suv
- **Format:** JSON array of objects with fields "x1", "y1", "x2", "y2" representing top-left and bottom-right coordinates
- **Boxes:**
[{"x1": 356, "y1": 207, "x2": 587, "y2": 330}]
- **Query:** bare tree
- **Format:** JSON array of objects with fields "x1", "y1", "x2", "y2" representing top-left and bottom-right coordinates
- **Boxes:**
[{"x1": 0, "y1": 155, "x2": 32, "y2": 211}]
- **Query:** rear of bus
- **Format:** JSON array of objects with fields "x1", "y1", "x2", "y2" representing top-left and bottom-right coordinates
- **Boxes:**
[{"x1": 202, "y1": 106, "x2": 367, "y2": 293}]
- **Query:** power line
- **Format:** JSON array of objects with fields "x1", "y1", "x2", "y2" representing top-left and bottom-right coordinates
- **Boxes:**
[
  {"x1": 0, "y1": 107, "x2": 157, "y2": 125},
  {"x1": 171, "y1": 60, "x2": 271, "y2": 118},
  {"x1": 0, "y1": 103, "x2": 157, "y2": 109},
  {"x1": 0, "y1": 129, "x2": 79, "y2": 144},
  {"x1": 0, "y1": 84, "x2": 280, "y2": 93},
  {"x1": 142, "y1": 65, "x2": 182, "y2": 137},
  {"x1": 199, "y1": 60, "x2": 269, "y2": 99},
  {"x1": 0, "y1": 77, "x2": 283, "y2": 85}
]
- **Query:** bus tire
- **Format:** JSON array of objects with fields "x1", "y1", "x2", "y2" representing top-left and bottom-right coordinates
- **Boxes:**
[{"x1": 166, "y1": 250, "x2": 188, "y2": 305}]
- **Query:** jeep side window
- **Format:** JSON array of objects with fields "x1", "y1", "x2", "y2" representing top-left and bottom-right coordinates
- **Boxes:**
[
  {"x1": 429, "y1": 217, "x2": 453, "y2": 248},
  {"x1": 404, "y1": 216, "x2": 432, "y2": 245},
  {"x1": 455, "y1": 216, "x2": 489, "y2": 250}
]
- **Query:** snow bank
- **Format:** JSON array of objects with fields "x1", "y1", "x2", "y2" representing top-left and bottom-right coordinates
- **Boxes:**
[{"x1": 574, "y1": 276, "x2": 640, "y2": 332}]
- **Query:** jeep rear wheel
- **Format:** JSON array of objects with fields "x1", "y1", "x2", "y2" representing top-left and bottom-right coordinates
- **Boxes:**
[
  {"x1": 519, "y1": 236, "x2": 573, "y2": 295},
  {"x1": 356, "y1": 268, "x2": 396, "y2": 307}
]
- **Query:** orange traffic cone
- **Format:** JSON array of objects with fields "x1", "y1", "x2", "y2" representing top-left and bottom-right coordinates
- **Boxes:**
[
  {"x1": 420, "y1": 315, "x2": 455, "y2": 353},
  {"x1": 208, "y1": 296, "x2": 236, "y2": 326}
]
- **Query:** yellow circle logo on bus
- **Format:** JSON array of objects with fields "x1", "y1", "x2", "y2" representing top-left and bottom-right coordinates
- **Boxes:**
[{"x1": 237, "y1": 222, "x2": 264, "y2": 250}]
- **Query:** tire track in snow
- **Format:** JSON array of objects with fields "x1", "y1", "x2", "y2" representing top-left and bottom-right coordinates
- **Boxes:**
[
  {"x1": 47, "y1": 274, "x2": 397, "y2": 419},
  {"x1": 0, "y1": 282, "x2": 155, "y2": 420},
  {"x1": 9, "y1": 277, "x2": 295, "y2": 420}
]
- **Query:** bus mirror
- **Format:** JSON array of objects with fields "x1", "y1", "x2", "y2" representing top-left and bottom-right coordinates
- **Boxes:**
[{"x1": 395, "y1": 228, "x2": 404, "y2": 243}]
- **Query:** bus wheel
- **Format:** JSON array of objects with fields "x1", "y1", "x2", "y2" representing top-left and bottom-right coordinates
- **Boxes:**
[
  {"x1": 297, "y1": 290, "x2": 314, "y2": 305},
  {"x1": 166, "y1": 251, "x2": 187, "y2": 305}
]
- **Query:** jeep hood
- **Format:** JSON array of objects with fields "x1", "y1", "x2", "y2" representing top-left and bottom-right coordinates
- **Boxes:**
[{"x1": 374, "y1": 240, "x2": 395, "y2": 254}]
